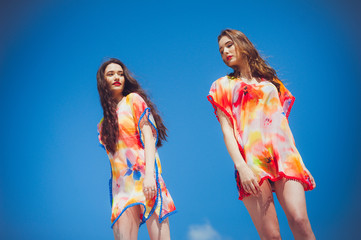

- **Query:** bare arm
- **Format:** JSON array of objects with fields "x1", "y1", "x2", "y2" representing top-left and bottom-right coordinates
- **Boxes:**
[
  {"x1": 142, "y1": 121, "x2": 157, "y2": 200},
  {"x1": 217, "y1": 108, "x2": 260, "y2": 195}
]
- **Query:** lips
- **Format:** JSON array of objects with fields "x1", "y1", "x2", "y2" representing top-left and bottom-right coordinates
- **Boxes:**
[
  {"x1": 113, "y1": 82, "x2": 121, "y2": 86},
  {"x1": 226, "y1": 55, "x2": 233, "y2": 61}
]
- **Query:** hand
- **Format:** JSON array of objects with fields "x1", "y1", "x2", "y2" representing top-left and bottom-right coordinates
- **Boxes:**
[
  {"x1": 237, "y1": 166, "x2": 261, "y2": 196},
  {"x1": 304, "y1": 168, "x2": 316, "y2": 188},
  {"x1": 143, "y1": 174, "x2": 157, "y2": 200}
]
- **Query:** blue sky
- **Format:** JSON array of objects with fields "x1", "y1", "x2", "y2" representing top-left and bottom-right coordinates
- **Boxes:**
[{"x1": 1, "y1": 0, "x2": 360, "y2": 239}]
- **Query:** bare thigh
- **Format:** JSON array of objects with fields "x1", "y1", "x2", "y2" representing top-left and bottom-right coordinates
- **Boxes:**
[
  {"x1": 146, "y1": 214, "x2": 170, "y2": 240},
  {"x1": 274, "y1": 179, "x2": 315, "y2": 239},
  {"x1": 113, "y1": 205, "x2": 141, "y2": 240},
  {"x1": 243, "y1": 180, "x2": 281, "y2": 239},
  {"x1": 274, "y1": 179, "x2": 308, "y2": 217}
]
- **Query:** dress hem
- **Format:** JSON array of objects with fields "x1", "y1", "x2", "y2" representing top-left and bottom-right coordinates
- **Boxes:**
[
  {"x1": 235, "y1": 170, "x2": 314, "y2": 200},
  {"x1": 110, "y1": 162, "x2": 176, "y2": 228},
  {"x1": 110, "y1": 203, "x2": 177, "y2": 228}
]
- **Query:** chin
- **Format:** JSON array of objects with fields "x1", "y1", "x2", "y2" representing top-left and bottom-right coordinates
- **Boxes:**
[
  {"x1": 224, "y1": 61, "x2": 232, "y2": 67},
  {"x1": 226, "y1": 63, "x2": 236, "y2": 69}
]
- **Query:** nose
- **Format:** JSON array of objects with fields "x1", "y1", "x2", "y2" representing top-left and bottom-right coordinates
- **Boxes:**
[{"x1": 114, "y1": 74, "x2": 120, "y2": 80}]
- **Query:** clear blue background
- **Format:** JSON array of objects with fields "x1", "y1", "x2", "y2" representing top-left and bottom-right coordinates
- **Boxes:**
[{"x1": 1, "y1": 0, "x2": 360, "y2": 239}]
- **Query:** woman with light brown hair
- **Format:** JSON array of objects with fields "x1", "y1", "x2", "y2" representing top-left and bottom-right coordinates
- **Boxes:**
[
  {"x1": 97, "y1": 58, "x2": 176, "y2": 240},
  {"x1": 207, "y1": 29, "x2": 316, "y2": 239}
]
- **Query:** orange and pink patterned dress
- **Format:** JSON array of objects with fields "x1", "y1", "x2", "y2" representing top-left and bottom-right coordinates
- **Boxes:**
[
  {"x1": 207, "y1": 76, "x2": 314, "y2": 200},
  {"x1": 98, "y1": 93, "x2": 176, "y2": 227}
]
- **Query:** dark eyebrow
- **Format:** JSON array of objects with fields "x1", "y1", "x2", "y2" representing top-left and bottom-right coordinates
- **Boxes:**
[
  {"x1": 219, "y1": 40, "x2": 233, "y2": 51},
  {"x1": 106, "y1": 70, "x2": 123, "y2": 74}
]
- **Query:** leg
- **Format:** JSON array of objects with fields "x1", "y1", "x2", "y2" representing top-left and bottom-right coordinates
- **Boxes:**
[
  {"x1": 243, "y1": 180, "x2": 282, "y2": 240},
  {"x1": 146, "y1": 214, "x2": 170, "y2": 240},
  {"x1": 274, "y1": 179, "x2": 315, "y2": 240},
  {"x1": 112, "y1": 205, "x2": 141, "y2": 240}
]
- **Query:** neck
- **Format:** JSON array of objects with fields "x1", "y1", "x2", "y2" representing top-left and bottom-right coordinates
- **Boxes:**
[
  {"x1": 113, "y1": 93, "x2": 124, "y2": 104},
  {"x1": 234, "y1": 62, "x2": 252, "y2": 80}
]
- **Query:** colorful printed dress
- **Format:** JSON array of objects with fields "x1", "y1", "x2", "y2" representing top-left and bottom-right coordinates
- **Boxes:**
[
  {"x1": 207, "y1": 76, "x2": 314, "y2": 200},
  {"x1": 98, "y1": 93, "x2": 176, "y2": 227}
]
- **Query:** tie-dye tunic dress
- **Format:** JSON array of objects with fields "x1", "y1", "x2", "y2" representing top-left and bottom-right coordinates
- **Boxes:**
[
  {"x1": 207, "y1": 76, "x2": 314, "y2": 200},
  {"x1": 98, "y1": 92, "x2": 176, "y2": 227}
]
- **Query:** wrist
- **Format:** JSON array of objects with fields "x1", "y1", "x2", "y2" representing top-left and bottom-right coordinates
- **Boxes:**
[
  {"x1": 145, "y1": 170, "x2": 155, "y2": 177},
  {"x1": 235, "y1": 161, "x2": 247, "y2": 170}
]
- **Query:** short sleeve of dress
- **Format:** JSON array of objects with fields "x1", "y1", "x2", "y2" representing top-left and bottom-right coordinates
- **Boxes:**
[
  {"x1": 207, "y1": 77, "x2": 234, "y2": 123},
  {"x1": 97, "y1": 118, "x2": 106, "y2": 150},
  {"x1": 130, "y1": 93, "x2": 158, "y2": 147},
  {"x1": 274, "y1": 78, "x2": 295, "y2": 119}
]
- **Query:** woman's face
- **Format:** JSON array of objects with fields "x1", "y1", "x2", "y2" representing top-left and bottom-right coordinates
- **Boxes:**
[
  {"x1": 104, "y1": 63, "x2": 125, "y2": 96},
  {"x1": 218, "y1": 36, "x2": 244, "y2": 69}
]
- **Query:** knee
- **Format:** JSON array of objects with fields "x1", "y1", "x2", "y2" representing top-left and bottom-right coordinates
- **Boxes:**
[
  {"x1": 260, "y1": 231, "x2": 281, "y2": 240},
  {"x1": 114, "y1": 231, "x2": 134, "y2": 240},
  {"x1": 288, "y1": 214, "x2": 311, "y2": 231},
  {"x1": 113, "y1": 225, "x2": 131, "y2": 240},
  {"x1": 260, "y1": 229, "x2": 281, "y2": 240},
  {"x1": 113, "y1": 231, "x2": 124, "y2": 240}
]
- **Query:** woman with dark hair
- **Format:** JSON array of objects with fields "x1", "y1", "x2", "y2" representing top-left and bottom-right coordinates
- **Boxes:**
[
  {"x1": 97, "y1": 58, "x2": 176, "y2": 240},
  {"x1": 207, "y1": 29, "x2": 316, "y2": 239}
]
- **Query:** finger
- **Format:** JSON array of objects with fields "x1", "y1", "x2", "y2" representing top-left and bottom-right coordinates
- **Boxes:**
[
  {"x1": 143, "y1": 189, "x2": 147, "y2": 199},
  {"x1": 244, "y1": 184, "x2": 254, "y2": 195},
  {"x1": 143, "y1": 188, "x2": 146, "y2": 197},
  {"x1": 148, "y1": 189, "x2": 152, "y2": 199},
  {"x1": 147, "y1": 188, "x2": 150, "y2": 199},
  {"x1": 305, "y1": 170, "x2": 315, "y2": 188},
  {"x1": 311, "y1": 177, "x2": 316, "y2": 188},
  {"x1": 145, "y1": 188, "x2": 151, "y2": 200},
  {"x1": 151, "y1": 187, "x2": 157, "y2": 198},
  {"x1": 307, "y1": 173, "x2": 315, "y2": 188},
  {"x1": 147, "y1": 186, "x2": 156, "y2": 199},
  {"x1": 242, "y1": 184, "x2": 250, "y2": 193},
  {"x1": 149, "y1": 187, "x2": 154, "y2": 198},
  {"x1": 252, "y1": 179, "x2": 261, "y2": 194},
  {"x1": 248, "y1": 183, "x2": 257, "y2": 196},
  {"x1": 142, "y1": 184, "x2": 146, "y2": 195},
  {"x1": 144, "y1": 188, "x2": 148, "y2": 199}
]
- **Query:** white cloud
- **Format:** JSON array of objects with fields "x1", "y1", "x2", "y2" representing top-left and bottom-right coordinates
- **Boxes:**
[{"x1": 188, "y1": 221, "x2": 222, "y2": 240}]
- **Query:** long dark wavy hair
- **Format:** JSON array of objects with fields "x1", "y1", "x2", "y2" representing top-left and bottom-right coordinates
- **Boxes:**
[
  {"x1": 218, "y1": 29, "x2": 282, "y2": 92},
  {"x1": 97, "y1": 58, "x2": 167, "y2": 154}
]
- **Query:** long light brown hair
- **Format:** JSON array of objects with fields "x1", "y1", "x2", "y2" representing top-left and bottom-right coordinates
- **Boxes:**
[
  {"x1": 97, "y1": 58, "x2": 167, "y2": 154},
  {"x1": 218, "y1": 29, "x2": 282, "y2": 91}
]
